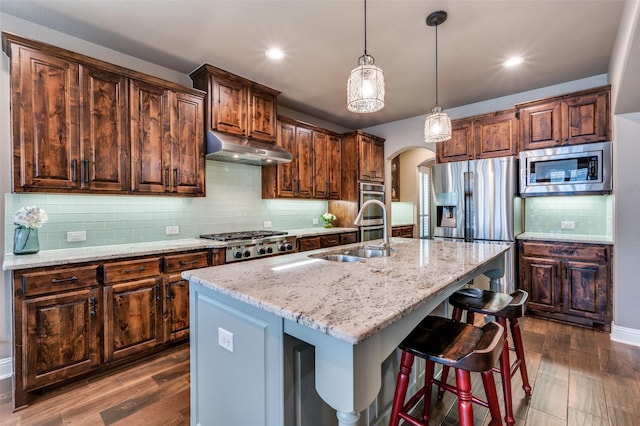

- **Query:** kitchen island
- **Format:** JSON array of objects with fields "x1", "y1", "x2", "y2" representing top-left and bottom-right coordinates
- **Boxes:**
[{"x1": 183, "y1": 238, "x2": 509, "y2": 426}]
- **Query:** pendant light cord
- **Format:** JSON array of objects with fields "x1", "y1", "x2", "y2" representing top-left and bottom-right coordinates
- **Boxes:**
[
  {"x1": 363, "y1": 0, "x2": 368, "y2": 55},
  {"x1": 435, "y1": 23, "x2": 439, "y2": 105}
]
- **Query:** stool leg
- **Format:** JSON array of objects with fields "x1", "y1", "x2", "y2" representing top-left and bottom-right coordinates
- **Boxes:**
[
  {"x1": 510, "y1": 317, "x2": 532, "y2": 396},
  {"x1": 438, "y1": 307, "x2": 465, "y2": 399},
  {"x1": 481, "y1": 370, "x2": 503, "y2": 426},
  {"x1": 455, "y1": 368, "x2": 474, "y2": 426},
  {"x1": 390, "y1": 351, "x2": 414, "y2": 426},
  {"x1": 423, "y1": 360, "x2": 435, "y2": 424},
  {"x1": 497, "y1": 317, "x2": 515, "y2": 426}
]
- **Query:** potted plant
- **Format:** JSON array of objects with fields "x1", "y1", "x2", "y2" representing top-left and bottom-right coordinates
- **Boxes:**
[{"x1": 321, "y1": 212, "x2": 336, "y2": 228}]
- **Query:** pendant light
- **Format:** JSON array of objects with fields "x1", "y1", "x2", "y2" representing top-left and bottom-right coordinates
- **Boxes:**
[
  {"x1": 424, "y1": 10, "x2": 451, "y2": 143},
  {"x1": 347, "y1": 0, "x2": 385, "y2": 113}
]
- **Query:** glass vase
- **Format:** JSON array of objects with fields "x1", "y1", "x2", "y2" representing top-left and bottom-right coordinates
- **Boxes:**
[
  {"x1": 323, "y1": 222, "x2": 333, "y2": 228},
  {"x1": 14, "y1": 226, "x2": 40, "y2": 255}
]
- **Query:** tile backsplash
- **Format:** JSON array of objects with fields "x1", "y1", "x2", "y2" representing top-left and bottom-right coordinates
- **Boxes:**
[
  {"x1": 5, "y1": 162, "x2": 328, "y2": 253},
  {"x1": 524, "y1": 195, "x2": 613, "y2": 237}
]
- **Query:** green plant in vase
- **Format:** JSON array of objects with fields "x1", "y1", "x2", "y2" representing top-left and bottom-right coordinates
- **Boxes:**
[
  {"x1": 321, "y1": 212, "x2": 336, "y2": 228},
  {"x1": 13, "y1": 206, "x2": 48, "y2": 255}
]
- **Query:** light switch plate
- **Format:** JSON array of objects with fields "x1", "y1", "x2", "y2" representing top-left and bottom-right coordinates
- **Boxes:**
[
  {"x1": 561, "y1": 221, "x2": 576, "y2": 229},
  {"x1": 66, "y1": 231, "x2": 86, "y2": 242},
  {"x1": 312, "y1": 218, "x2": 319, "y2": 225},
  {"x1": 263, "y1": 221, "x2": 272, "y2": 228}
]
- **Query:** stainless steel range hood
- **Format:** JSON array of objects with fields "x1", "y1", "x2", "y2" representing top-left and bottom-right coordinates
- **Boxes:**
[{"x1": 205, "y1": 130, "x2": 291, "y2": 166}]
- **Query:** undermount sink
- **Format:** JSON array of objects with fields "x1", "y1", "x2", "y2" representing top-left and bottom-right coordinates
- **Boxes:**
[
  {"x1": 309, "y1": 245, "x2": 391, "y2": 262},
  {"x1": 312, "y1": 254, "x2": 365, "y2": 263}
]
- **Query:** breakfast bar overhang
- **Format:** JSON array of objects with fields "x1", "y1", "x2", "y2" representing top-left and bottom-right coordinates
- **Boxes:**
[{"x1": 183, "y1": 238, "x2": 509, "y2": 426}]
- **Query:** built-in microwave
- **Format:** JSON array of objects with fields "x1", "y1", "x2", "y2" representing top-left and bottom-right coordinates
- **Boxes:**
[
  {"x1": 519, "y1": 141, "x2": 612, "y2": 197},
  {"x1": 358, "y1": 182, "x2": 385, "y2": 226}
]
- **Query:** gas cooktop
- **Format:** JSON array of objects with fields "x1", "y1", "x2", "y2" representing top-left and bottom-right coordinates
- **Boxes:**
[{"x1": 199, "y1": 230, "x2": 288, "y2": 242}]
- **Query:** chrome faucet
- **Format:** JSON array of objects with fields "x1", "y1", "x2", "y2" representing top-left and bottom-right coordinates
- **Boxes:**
[{"x1": 354, "y1": 199, "x2": 390, "y2": 253}]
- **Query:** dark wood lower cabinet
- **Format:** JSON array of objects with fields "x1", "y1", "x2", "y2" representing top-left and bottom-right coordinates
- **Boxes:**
[
  {"x1": 297, "y1": 231, "x2": 359, "y2": 252},
  {"x1": 11, "y1": 248, "x2": 219, "y2": 409},
  {"x1": 518, "y1": 240, "x2": 612, "y2": 331}
]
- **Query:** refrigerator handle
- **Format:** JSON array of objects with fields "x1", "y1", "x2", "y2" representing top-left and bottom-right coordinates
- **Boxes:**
[{"x1": 464, "y1": 171, "x2": 474, "y2": 242}]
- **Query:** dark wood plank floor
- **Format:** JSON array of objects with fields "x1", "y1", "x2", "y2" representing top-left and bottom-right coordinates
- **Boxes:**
[{"x1": 1, "y1": 316, "x2": 639, "y2": 425}]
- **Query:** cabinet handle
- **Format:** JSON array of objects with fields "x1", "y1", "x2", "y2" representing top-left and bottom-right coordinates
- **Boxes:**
[
  {"x1": 124, "y1": 266, "x2": 146, "y2": 273},
  {"x1": 326, "y1": 239, "x2": 338, "y2": 244},
  {"x1": 295, "y1": 179, "x2": 300, "y2": 194},
  {"x1": 84, "y1": 160, "x2": 90, "y2": 183},
  {"x1": 156, "y1": 283, "x2": 162, "y2": 301},
  {"x1": 326, "y1": 182, "x2": 331, "y2": 196},
  {"x1": 173, "y1": 168, "x2": 179, "y2": 188},
  {"x1": 180, "y1": 260, "x2": 198, "y2": 265},
  {"x1": 51, "y1": 276, "x2": 78, "y2": 284},
  {"x1": 564, "y1": 263, "x2": 568, "y2": 280},
  {"x1": 72, "y1": 159, "x2": 78, "y2": 182},
  {"x1": 90, "y1": 296, "x2": 97, "y2": 317},
  {"x1": 164, "y1": 168, "x2": 170, "y2": 189}
]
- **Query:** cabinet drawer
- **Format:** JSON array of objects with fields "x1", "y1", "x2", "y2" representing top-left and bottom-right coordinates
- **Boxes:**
[
  {"x1": 520, "y1": 241, "x2": 608, "y2": 261},
  {"x1": 19, "y1": 265, "x2": 99, "y2": 296},
  {"x1": 298, "y1": 237, "x2": 321, "y2": 252},
  {"x1": 102, "y1": 257, "x2": 161, "y2": 284},
  {"x1": 321, "y1": 235, "x2": 341, "y2": 248},
  {"x1": 340, "y1": 232, "x2": 358, "y2": 245},
  {"x1": 164, "y1": 251, "x2": 209, "y2": 273}
]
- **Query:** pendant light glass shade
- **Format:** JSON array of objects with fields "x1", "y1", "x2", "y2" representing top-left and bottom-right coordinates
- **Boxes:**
[
  {"x1": 424, "y1": 10, "x2": 451, "y2": 143},
  {"x1": 347, "y1": 54, "x2": 385, "y2": 113},
  {"x1": 347, "y1": 0, "x2": 385, "y2": 113},
  {"x1": 424, "y1": 105, "x2": 452, "y2": 142}
]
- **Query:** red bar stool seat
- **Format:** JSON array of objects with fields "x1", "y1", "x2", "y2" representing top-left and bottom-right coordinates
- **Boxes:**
[
  {"x1": 389, "y1": 316, "x2": 505, "y2": 426},
  {"x1": 441, "y1": 288, "x2": 532, "y2": 426}
]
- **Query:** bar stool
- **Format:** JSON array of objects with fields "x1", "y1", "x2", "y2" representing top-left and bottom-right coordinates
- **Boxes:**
[
  {"x1": 440, "y1": 288, "x2": 532, "y2": 426},
  {"x1": 389, "y1": 316, "x2": 505, "y2": 426}
]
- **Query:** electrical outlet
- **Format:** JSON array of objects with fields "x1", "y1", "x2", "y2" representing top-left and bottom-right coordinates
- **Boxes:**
[
  {"x1": 561, "y1": 221, "x2": 576, "y2": 229},
  {"x1": 166, "y1": 226, "x2": 180, "y2": 235},
  {"x1": 312, "y1": 218, "x2": 319, "y2": 225},
  {"x1": 263, "y1": 221, "x2": 272, "y2": 228},
  {"x1": 67, "y1": 231, "x2": 86, "y2": 242},
  {"x1": 218, "y1": 327, "x2": 234, "y2": 353}
]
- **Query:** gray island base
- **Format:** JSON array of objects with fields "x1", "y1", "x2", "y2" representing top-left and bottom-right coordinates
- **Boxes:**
[{"x1": 183, "y1": 238, "x2": 509, "y2": 426}]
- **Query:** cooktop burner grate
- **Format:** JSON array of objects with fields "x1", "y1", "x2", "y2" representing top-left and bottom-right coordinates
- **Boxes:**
[{"x1": 199, "y1": 230, "x2": 288, "y2": 242}]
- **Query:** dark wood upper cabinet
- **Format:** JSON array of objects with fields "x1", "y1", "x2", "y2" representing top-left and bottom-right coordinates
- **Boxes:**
[
  {"x1": 3, "y1": 32, "x2": 205, "y2": 196},
  {"x1": 437, "y1": 111, "x2": 517, "y2": 163},
  {"x1": 340, "y1": 130, "x2": 385, "y2": 202},
  {"x1": 518, "y1": 86, "x2": 610, "y2": 151},
  {"x1": 190, "y1": 64, "x2": 280, "y2": 143},
  {"x1": 313, "y1": 130, "x2": 341, "y2": 200}
]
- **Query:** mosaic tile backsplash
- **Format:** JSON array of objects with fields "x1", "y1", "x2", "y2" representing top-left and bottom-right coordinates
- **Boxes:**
[
  {"x1": 524, "y1": 195, "x2": 613, "y2": 237},
  {"x1": 5, "y1": 162, "x2": 329, "y2": 253}
]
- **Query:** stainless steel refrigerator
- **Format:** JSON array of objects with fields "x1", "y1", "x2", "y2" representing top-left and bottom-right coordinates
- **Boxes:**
[{"x1": 431, "y1": 156, "x2": 522, "y2": 293}]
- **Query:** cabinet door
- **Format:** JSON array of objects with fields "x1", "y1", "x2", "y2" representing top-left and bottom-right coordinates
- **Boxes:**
[
  {"x1": 11, "y1": 47, "x2": 80, "y2": 191},
  {"x1": 104, "y1": 278, "x2": 163, "y2": 362},
  {"x1": 313, "y1": 131, "x2": 330, "y2": 199},
  {"x1": 212, "y1": 75, "x2": 246, "y2": 136},
  {"x1": 169, "y1": 91, "x2": 205, "y2": 195},
  {"x1": 520, "y1": 256, "x2": 563, "y2": 313},
  {"x1": 165, "y1": 273, "x2": 190, "y2": 342},
  {"x1": 371, "y1": 138, "x2": 385, "y2": 182},
  {"x1": 519, "y1": 100, "x2": 563, "y2": 150},
  {"x1": 562, "y1": 90, "x2": 610, "y2": 145},
  {"x1": 328, "y1": 134, "x2": 342, "y2": 199},
  {"x1": 436, "y1": 120, "x2": 473, "y2": 163},
  {"x1": 474, "y1": 111, "x2": 518, "y2": 159},
  {"x1": 358, "y1": 136, "x2": 373, "y2": 181},
  {"x1": 21, "y1": 287, "x2": 101, "y2": 390},
  {"x1": 276, "y1": 121, "x2": 297, "y2": 197},
  {"x1": 81, "y1": 66, "x2": 128, "y2": 191},
  {"x1": 563, "y1": 260, "x2": 608, "y2": 321},
  {"x1": 296, "y1": 126, "x2": 314, "y2": 198},
  {"x1": 248, "y1": 87, "x2": 277, "y2": 142},
  {"x1": 130, "y1": 80, "x2": 170, "y2": 193}
]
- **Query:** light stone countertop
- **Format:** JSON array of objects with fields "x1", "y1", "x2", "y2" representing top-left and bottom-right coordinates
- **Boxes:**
[
  {"x1": 518, "y1": 232, "x2": 614, "y2": 245},
  {"x1": 183, "y1": 238, "x2": 510, "y2": 344},
  {"x1": 1, "y1": 228, "x2": 359, "y2": 271}
]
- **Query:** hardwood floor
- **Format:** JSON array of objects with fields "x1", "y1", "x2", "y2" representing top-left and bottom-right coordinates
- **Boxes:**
[{"x1": 1, "y1": 316, "x2": 639, "y2": 425}]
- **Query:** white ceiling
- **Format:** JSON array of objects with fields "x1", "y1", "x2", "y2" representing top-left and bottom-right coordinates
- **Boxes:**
[{"x1": 0, "y1": 0, "x2": 627, "y2": 130}]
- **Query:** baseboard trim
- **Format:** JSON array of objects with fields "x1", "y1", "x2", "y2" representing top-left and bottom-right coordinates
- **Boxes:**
[
  {"x1": 611, "y1": 322, "x2": 640, "y2": 347},
  {"x1": 0, "y1": 357, "x2": 12, "y2": 380}
]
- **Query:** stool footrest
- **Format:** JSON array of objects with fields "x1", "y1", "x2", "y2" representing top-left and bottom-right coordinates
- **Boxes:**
[{"x1": 432, "y1": 378, "x2": 490, "y2": 408}]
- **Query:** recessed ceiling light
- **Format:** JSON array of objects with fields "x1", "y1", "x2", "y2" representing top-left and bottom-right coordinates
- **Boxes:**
[
  {"x1": 503, "y1": 57, "x2": 524, "y2": 67},
  {"x1": 265, "y1": 48, "x2": 285, "y2": 60}
]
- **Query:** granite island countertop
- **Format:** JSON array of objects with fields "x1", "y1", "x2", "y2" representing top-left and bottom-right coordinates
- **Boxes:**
[{"x1": 183, "y1": 238, "x2": 510, "y2": 344}]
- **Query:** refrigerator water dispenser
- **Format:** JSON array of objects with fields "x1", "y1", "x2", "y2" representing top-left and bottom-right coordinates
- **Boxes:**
[{"x1": 437, "y1": 206, "x2": 457, "y2": 228}]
